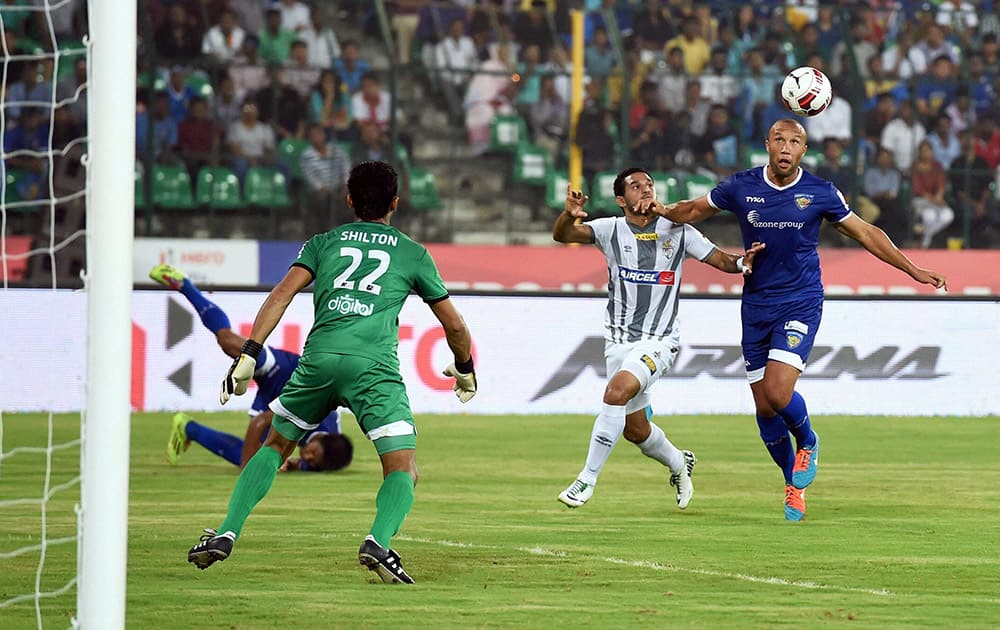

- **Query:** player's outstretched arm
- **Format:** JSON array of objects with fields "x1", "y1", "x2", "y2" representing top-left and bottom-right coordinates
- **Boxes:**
[
  {"x1": 834, "y1": 215, "x2": 948, "y2": 290},
  {"x1": 704, "y1": 242, "x2": 766, "y2": 275},
  {"x1": 644, "y1": 196, "x2": 719, "y2": 224},
  {"x1": 429, "y1": 298, "x2": 477, "y2": 403},
  {"x1": 553, "y1": 184, "x2": 595, "y2": 244},
  {"x1": 221, "y1": 266, "x2": 314, "y2": 404}
]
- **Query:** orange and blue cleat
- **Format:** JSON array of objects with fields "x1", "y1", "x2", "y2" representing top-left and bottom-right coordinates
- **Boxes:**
[
  {"x1": 792, "y1": 433, "x2": 819, "y2": 489},
  {"x1": 784, "y1": 484, "x2": 806, "y2": 521}
]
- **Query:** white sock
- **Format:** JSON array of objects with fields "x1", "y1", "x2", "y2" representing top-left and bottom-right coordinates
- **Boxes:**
[
  {"x1": 637, "y1": 422, "x2": 684, "y2": 472},
  {"x1": 578, "y1": 403, "x2": 625, "y2": 484}
]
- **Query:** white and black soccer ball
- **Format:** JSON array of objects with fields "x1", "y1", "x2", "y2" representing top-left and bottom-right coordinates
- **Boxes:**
[{"x1": 781, "y1": 66, "x2": 832, "y2": 117}]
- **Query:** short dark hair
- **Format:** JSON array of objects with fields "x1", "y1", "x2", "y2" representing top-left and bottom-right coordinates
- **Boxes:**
[
  {"x1": 348, "y1": 161, "x2": 398, "y2": 221},
  {"x1": 613, "y1": 167, "x2": 651, "y2": 197},
  {"x1": 316, "y1": 434, "x2": 353, "y2": 471}
]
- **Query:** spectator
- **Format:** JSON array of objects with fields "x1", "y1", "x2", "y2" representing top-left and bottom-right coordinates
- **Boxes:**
[
  {"x1": 757, "y1": 83, "x2": 791, "y2": 143},
  {"x1": 914, "y1": 54, "x2": 959, "y2": 120},
  {"x1": 513, "y1": 0, "x2": 554, "y2": 60},
  {"x1": 276, "y1": 0, "x2": 311, "y2": 34},
  {"x1": 880, "y1": 99, "x2": 926, "y2": 174},
  {"x1": 628, "y1": 80, "x2": 665, "y2": 134},
  {"x1": 974, "y1": 113, "x2": 1000, "y2": 170},
  {"x1": 864, "y1": 54, "x2": 901, "y2": 103},
  {"x1": 816, "y1": 138, "x2": 880, "y2": 227},
  {"x1": 759, "y1": 30, "x2": 794, "y2": 75},
  {"x1": 435, "y1": 17, "x2": 478, "y2": 89},
  {"x1": 576, "y1": 79, "x2": 615, "y2": 187},
  {"x1": 697, "y1": 104, "x2": 739, "y2": 177},
  {"x1": 202, "y1": 8, "x2": 246, "y2": 64},
  {"x1": 155, "y1": 3, "x2": 202, "y2": 63},
  {"x1": 863, "y1": 147, "x2": 906, "y2": 244},
  {"x1": 391, "y1": 0, "x2": 424, "y2": 65},
  {"x1": 792, "y1": 22, "x2": 822, "y2": 65},
  {"x1": 966, "y1": 53, "x2": 995, "y2": 115},
  {"x1": 606, "y1": 42, "x2": 650, "y2": 111},
  {"x1": 255, "y1": 66, "x2": 307, "y2": 140},
  {"x1": 917, "y1": 23, "x2": 961, "y2": 66},
  {"x1": 229, "y1": 0, "x2": 265, "y2": 36},
  {"x1": 665, "y1": 16, "x2": 711, "y2": 76},
  {"x1": 950, "y1": 129, "x2": 995, "y2": 248},
  {"x1": 258, "y1": 7, "x2": 297, "y2": 64},
  {"x1": 299, "y1": 123, "x2": 351, "y2": 233},
  {"x1": 230, "y1": 36, "x2": 269, "y2": 101},
  {"x1": 880, "y1": 27, "x2": 927, "y2": 80},
  {"x1": 945, "y1": 86, "x2": 977, "y2": 135},
  {"x1": 584, "y1": 26, "x2": 616, "y2": 78},
  {"x1": 352, "y1": 121, "x2": 393, "y2": 164},
  {"x1": 137, "y1": 92, "x2": 179, "y2": 164},
  {"x1": 309, "y1": 69, "x2": 351, "y2": 136},
  {"x1": 864, "y1": 92, "x2": 897, "y2": 145},
  {"x1": 529, "y1": 74, "x2": 568, "y2": 162},
  {"x1": 731, "y1": 5, "x2": 765, "y2": 59},
  {"x1": 351, "y1": 72, "x2": 392, "y2": 134},
  {"x1": 6, "y1": 61, "x2": 50, "y2": 122},
  {"x1": 514, "y1": 44, "x2": 544, "y2": 118},
  {"x1": 165, "y1": 66, "x2": 199, "y2": 124},
  {"x1": 927, "y1": 114, "x2": 961, "y2": 169},
  {"x1": 830, "y1": 18, "x2": 878, "y2": 78},
  {"x1": 630, "y1": 113, "x2": 669, "y2": 170},
  {"x1": 660, "y1": 110, "x2": 699, "y2": 173},
  {"x1": 699, "y1": 46, "x2": 739, "y2": 108},
  {"x1": 334, "y1": 40, "x2": 372, "y2": 94},
  {"x1": 226, "y1": 101, "x2": 277, "y2": 181},
  {"x1": 299, "y1": 6, "x2": 340, "y2": 68},
  {"x1": 178, "y1": 97, "x2": 216, "y2": 180},
  {"x1": 911, "y1": 140, "x2": 955, "y2": 248},
  {"x1": 683, "y1": 80, "x2": 711, "y2": 137},
  {"x1": 463, "y1": 45, "x2": 517, "y2": 155},
  {"x1": 631, "y1": 2, "x2": 673, "y2": 62},
  {"x1": 55, "y1": 57, "x2": 88, "y2": 125},
  {"x1": 284, "y1": 40, "x2": 321, "y2": 99},
  {"x1": 214, "y1": 76, "x2": 242, "y2": 136},
  {"x1": 3, "y1": 107, "x2": 49, "y2": 201},
  {"x1": 653, "y1": 45, "x2": 688, "y2": 115},
  {"x1": 805, "y1": 83, "x2": 852, "y2": 145}
]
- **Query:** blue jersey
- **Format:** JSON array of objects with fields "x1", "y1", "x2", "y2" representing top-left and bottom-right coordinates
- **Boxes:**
[
  {"x1": 251, "y1": 347, "x2": 340, "y2": 432},
  {"x1": 708, "y1": 166, "x2": 851, "y2": 304}
]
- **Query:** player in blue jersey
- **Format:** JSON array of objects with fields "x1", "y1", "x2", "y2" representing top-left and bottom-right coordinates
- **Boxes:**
[
  {"x1": 150, "y1": 264, "x2": 353, "y2": 472},
  {"x1": 644, "y1": 119, "x2": 947, "y2": 520}
]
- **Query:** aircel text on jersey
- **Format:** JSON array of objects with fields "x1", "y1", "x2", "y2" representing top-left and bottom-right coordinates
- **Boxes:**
[
  {"x1": 618, "y1": 266, "x2": 675, "y2": 285},
  {"x1": 341, "y1": 231, "x2": 399, "y2": 246},
  {"x1": 327, "y1": 295, "x2": 374, "y2": 316}
]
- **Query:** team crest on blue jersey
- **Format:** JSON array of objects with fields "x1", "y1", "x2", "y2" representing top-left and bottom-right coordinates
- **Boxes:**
[
  {"x1": 786, "y1": 331, "x2": 803, "y2": 349},
  {"x1": 794, "y1": 194, "x2": 814, "y2": 209}
]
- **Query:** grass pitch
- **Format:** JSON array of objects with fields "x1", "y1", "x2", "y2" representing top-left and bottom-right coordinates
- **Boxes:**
[{"x1": 1, "y1": 411, "x2": 999, "y2": 628}]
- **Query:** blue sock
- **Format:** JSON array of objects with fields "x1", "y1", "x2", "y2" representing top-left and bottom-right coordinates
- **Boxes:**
[
  {"x1": 179, "y1": 278, "x2": 231, "y2": 334},
  {"x1": 777, "y1": 391, "x2": 816, "y2": 450},
  {"x1": 757, "y1": 413, "x2": 794, "y2": 484},
  {"x1": 185, "y1": 420, "x2": 243, "y2": 467}
]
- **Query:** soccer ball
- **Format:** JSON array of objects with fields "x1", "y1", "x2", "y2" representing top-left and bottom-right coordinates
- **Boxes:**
[{"x1": 781, "y1": 66, "x2": 832, "y2": 117}]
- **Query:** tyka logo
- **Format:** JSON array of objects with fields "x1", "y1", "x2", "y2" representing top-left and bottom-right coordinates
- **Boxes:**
[
  {"x1": 531, "y1": 337, "x2": 948, "y2": 400},
  {"x1": 745, "y1": 196, "x2": 765, "y2": 203}
]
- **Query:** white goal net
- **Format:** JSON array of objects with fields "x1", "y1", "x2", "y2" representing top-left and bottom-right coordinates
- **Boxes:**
[{"x1": 0, "y1": 1, "x2": 134, "y2": 628}]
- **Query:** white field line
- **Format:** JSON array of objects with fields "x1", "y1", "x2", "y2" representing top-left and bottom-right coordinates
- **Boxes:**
[{"x1": 394, "y1": 535, "x2": 893, "y2": 597}]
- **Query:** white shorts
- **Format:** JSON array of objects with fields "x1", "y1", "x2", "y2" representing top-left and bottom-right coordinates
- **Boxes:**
[{"x1": 605, "y1": 339, "x2": 680, "y2": 415}]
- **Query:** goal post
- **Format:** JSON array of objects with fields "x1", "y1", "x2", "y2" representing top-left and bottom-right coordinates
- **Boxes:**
[{"x1": 78, "y1": 0, "x2": 136, "y2": 627}]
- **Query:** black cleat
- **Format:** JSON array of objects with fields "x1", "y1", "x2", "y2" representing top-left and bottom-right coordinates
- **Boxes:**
[
  {"x1": 187, "y1": 528, "x2": 235, "y2": 570},
  {"x1": 358, "y1": 535, "x2": 415, "y2": 584}
]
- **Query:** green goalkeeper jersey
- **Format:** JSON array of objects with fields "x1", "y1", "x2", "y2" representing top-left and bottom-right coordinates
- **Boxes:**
[{"x1": 292, "y1": 221, "x2": 449, "y2": 369}]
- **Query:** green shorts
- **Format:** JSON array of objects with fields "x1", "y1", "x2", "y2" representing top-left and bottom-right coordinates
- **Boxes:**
[{"x1": 270, "y1": 352, "x2": 416, "y2": 455}]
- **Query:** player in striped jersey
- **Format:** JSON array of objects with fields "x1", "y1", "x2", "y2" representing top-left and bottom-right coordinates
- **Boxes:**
[
  {"x1": 649, "y1": 119, "x2": 947, "y2": 520},
  {"x1": 554, "y1": 168, "x2": 764, "y2": 510}
]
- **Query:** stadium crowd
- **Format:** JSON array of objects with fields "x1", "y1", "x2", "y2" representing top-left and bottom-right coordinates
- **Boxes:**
[{"x1": 1, "y1": 0, "x2": 998, "y2": 251}]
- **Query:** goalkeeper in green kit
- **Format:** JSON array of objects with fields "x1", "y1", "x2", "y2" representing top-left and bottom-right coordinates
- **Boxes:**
[{"x1": 187, "y1": 161, "x2": 477, "y2": 584}]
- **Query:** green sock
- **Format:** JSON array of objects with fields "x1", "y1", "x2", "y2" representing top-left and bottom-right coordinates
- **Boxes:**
[
  {"x1": 218, "y1": 447, "x2": 282, "y2": 540},
  {"x1": 369, "y1": 470, "x2": 415, "y2": 548}
]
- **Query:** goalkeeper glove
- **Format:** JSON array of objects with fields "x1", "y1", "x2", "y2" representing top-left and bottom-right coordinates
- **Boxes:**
[
  {"x1": 220, "y1": 339, "x2": 263, "y2": 405},
  {"x1": 442, "y1": 357, "x2": 477, "y2": 403}
]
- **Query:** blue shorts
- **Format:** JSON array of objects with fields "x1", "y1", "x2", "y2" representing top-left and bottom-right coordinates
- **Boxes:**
[{"x1": 741, "y1": 295, "x2": 823, "y2": 382}]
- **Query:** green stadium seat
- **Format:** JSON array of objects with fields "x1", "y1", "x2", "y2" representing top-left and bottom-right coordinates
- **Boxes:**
[
  {"x1": 245, "y1": 167, "x2": 291, "y2": 207},
  {"x1": 3, "y1": 168, "x2": 28, "y2": 203},
  {"x1": 278, "y1": 138, "x2": 309, "y2": 179},
  {"x1": 650, "y1": 172, "x2": 684, "y2": 203},
  {"x1": 152, "y1": 165, "x2": 194, "y2": 208},
  {"x1": 185, "y1": 74, "x2": 214, "y2": 99},
  {"x1": 545, "y1": 171, "x2": 588, "y2": 210},
  {"x1": 512, "y1": 143, "x2": 551, "y2": 186},
  {"x1": 489, "y1": 114, "x2": 528, "y2": 153},
  {"x1": 195, "y1": 167, "x2": 242, "y2": 209},
  {"x1": 590, "y1": 171, "x2": 620, "y2": 214},
  {"x1": 682, "y1": 173, "x2": 716, "y2": 201},
  {"x1": 408, "y1": 167, "x2": 442, "y2": 211}
]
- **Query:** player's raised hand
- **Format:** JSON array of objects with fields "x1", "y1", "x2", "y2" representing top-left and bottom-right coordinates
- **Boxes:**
[
  {"x1": 220, "y1": 340, "x2": 263, "y2": 405},
  {"x1": 564, "y1": 184, "x2": 589, "y2": 219},
  {"x1": 742, "y1": 241, "x2": 766, "y2": 275},
  {"x1": 911, "y1": 268, "x2": 948, "y2": 291},
  {"x1": 443, "y1": 362, "x2": 477, "y2": 403}
]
